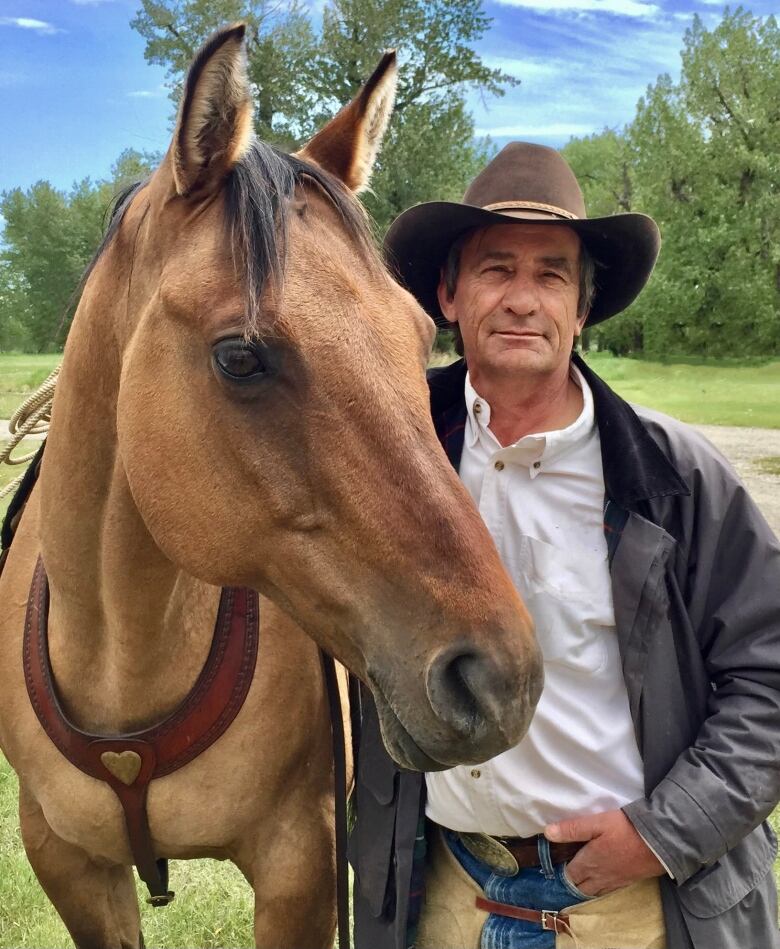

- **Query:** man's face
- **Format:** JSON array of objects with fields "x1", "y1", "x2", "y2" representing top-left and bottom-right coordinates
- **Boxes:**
[{"x1": 437, "y1": 222, "x2": 586, "y2": 382}]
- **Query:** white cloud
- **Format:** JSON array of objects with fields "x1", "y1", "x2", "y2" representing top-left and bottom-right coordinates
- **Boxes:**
[
  {"x1": 128, "y1": 86, "x2": 166, "y2": 99},
  {"x1": 0, "y1": 17, "x2": 63, "y2": 35},
  {"x1": 494, "y1": 0, "x2": 659, "y2": 18},
  {"x1": 482, "y1": 55, "x2": 562, "y2": 80},
  {"x1": 476, "y1": 122, "x2": 595, "y2": 137}
]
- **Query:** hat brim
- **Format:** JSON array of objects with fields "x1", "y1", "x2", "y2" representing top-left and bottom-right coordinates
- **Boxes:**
[{"x1": 383, "y1": 202, "x2": 661, "y2": 327}]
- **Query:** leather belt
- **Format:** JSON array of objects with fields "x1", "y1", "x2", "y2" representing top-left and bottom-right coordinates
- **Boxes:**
[
  {"x1": 456, "y1": 830, "x2": 583, "y2": 875},
  {"x1": 501, "y1": 835, "x2": 584, "y2": 868},
  {"x1": 476, "y1": 896, "x2": 574, "y2": 935}
]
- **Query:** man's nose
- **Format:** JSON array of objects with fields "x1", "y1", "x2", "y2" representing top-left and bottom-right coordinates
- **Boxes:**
[{"x1": 502, "y1": 273, "x2": 539, "y2": 315}]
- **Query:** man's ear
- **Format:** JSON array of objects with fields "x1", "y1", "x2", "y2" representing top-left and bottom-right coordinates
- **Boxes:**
[
  {"x1": 573, "y1": 311, "x2": 588, "y2": 337},
  {"x1": 437, "y1": 272, "x2": 459, "y2": 324}
]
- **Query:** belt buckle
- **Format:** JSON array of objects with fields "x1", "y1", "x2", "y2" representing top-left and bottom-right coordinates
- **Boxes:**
[
  {"x1": 458, "y1": 832, "x2": 519, "y2": 876},
  {"x1": 541, "y1": 910, "x2": 560, "y2": 933}
]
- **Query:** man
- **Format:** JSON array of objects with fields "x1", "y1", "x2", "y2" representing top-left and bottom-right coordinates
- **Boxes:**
[{"x1": 349, "y1": 143, "x2": 780, "y2": 949}]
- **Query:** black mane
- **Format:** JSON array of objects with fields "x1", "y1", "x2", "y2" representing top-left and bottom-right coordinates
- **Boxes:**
[
  {"x1": 78, "y1": 142, "x2": 376, "y2": 336},
  {"x1": 226, "y1": 141, "x2": 376, "y2": 334}
]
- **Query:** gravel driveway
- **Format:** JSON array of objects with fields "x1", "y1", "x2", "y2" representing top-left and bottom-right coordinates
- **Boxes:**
[
  {"x1": 695, "y1": 425, "x2": 780, "y2": 538},
  {"x1": 2, "y1": 419, "x2": 778, "y2": 536}
]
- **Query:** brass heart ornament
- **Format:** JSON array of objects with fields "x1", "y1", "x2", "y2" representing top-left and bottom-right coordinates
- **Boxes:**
[{"x1": 100, "y1": 750, "x2": 143, "y2": 786}]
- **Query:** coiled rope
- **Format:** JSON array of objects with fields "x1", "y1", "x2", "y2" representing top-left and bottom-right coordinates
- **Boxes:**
[{"x1": 0, "y1": 365, "x2": 60, "y2": 499}]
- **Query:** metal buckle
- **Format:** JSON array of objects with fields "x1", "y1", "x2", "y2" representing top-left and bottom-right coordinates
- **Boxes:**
[
  {"x1": 145, "y1": 890, "x2": 175, "y2": 907},
  {"x1": 541, "y1": 910, "x2": 561, "y2": 933}
]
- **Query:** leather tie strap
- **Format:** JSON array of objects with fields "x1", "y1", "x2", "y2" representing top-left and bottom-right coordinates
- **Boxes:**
[{"x1": 476, "y1": 896, "x2": 574, "y2": 936}]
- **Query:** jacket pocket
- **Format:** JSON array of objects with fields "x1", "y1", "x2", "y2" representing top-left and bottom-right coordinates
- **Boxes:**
[{"x1": 677, "y1": 821, "x2": 777, "y2": 918}]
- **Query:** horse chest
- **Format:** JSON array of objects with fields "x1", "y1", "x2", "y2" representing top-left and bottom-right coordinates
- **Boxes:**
[{"x1": 23, "y1": 558, "x2": 261, "y2": 902}]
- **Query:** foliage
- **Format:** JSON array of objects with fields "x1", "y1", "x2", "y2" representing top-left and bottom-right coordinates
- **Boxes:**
[
  {"x1": 564, "y1": 8, "x2": 780, "y2": 359},
  {"x1": 0, "y1": 150, "x2": 160, "y2": 352},
  {"x1": 131, "y1": 0, "x2": 514, "y2": 230}
]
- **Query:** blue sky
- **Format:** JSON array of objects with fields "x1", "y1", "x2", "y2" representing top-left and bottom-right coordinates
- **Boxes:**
[{"x1": 0, "y1": 0, "x2": 774, "y2": 200}]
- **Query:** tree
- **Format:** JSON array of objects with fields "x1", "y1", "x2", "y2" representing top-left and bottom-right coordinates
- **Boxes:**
[
  {"x1": 0, "y1": 150, "x2": 160, "y2": 351},
  {"x1": 564, "y1": 7, "x2": 780, "y2": 359},
  {"x1": 131, "y1": 1, "x2": 319, "y2": 148},
  {"x1": 131, "y1": 0, "x2": 516, "y2": 229}
]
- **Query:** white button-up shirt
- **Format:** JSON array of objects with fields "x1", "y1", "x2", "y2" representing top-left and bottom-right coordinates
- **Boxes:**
[{"x1": 425, "y1": 365, "x2": 645, "y2": 837}]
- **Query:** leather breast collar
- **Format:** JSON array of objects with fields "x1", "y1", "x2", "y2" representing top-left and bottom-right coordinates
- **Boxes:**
[{"x1": 23, "y1": 556, "x2": 260, "y2": 905}]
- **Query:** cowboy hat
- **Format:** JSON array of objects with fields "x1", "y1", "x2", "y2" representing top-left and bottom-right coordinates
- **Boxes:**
[{"x1": 384, "y1": 142, "x2": 660, "y2": 327}]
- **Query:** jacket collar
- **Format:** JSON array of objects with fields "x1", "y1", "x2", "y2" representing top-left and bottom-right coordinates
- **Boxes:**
[{"x1": 427, "y1": 355, "x2": 689, "y2": 510}]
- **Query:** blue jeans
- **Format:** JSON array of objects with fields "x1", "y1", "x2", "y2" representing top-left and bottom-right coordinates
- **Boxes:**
[{"x1": 444, "y1": 830, "x2": 593, "y2": 949}]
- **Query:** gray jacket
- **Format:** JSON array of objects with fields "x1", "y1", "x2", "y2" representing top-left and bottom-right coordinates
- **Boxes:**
[{"x1": 350, "y1": 356, "x2": 780, "y2": 949}]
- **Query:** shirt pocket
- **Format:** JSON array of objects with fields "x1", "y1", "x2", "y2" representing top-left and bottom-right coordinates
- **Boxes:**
[{"x1": 517, "y1": 534, "x2": 614, "y2": 675}]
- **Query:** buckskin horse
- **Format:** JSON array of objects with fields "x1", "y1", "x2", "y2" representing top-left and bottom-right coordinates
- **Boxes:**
[{"x1": 0, "y1": 24, "x2": 542, "y2": 949}]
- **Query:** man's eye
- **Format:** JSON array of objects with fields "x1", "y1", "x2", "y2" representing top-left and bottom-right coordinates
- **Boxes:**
[
  {"x1": 543, "y1": 271, "x2": 565, "y2": 281},
  {"x1": 212, "y1": 338, "x2": 268, "y2": 383}
]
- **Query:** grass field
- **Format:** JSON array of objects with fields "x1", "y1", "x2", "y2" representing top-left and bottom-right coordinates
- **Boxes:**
[
  {"x1": 0, "y1": 749, "x2": 776, "y2": 947},
  {"x1": 2, "y1": 351, "x2": 780, "y2": 429},
  {"x1": 583, "y1": 352, "x2": 780, "y2": 429},
  {"x1": 0, "y1": 349, "x2": 779, "y2": 945}
]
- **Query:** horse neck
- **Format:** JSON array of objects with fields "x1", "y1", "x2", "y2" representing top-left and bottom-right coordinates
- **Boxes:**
[{"x1": 38, "y1": 290, "x2": 218, "y2": 733}]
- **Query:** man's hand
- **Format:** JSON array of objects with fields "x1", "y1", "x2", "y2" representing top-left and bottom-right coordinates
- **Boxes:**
[{"x1": 545, "y1": 810, "x2": 665, "y2": 897}]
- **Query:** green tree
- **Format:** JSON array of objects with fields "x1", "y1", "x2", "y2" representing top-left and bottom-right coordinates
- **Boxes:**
[
  {"x1": 131, "y1": 0, "x2": 516, "y2": 230},
  {"x1": 564, "y1": 8, "x2": 780, "y2": 359},
  {"x1": 131, "y1": 1, "x2": 320, "y2": 147},
  {"x1": 562, "y1": 130, "x2": 643, "y2": 354},
  {"x1": 0, "y1": 150, "x2": 160, "y2": 351}
]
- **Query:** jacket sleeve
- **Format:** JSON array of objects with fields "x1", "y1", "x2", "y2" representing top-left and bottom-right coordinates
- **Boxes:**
[{"x1": 624, "y1": 445, "x2": 780, "y2": 885}]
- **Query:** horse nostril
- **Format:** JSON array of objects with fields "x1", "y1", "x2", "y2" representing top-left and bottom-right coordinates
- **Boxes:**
[{"x1": 426, "y1": 647, "x2": 503, "y2": 741}]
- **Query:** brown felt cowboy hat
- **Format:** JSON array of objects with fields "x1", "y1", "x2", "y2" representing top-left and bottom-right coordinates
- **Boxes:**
[{"x1": 384, "y1": 142, "x2": 660, "y2": 327}]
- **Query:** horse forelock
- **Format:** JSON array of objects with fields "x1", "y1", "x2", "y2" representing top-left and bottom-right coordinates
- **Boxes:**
[
  {"x1": 224, "y1": 140, "x2": 379, "y2": 338},
  {"x1": 76, "y1": 142, "x2": 377, "y2": 342}
]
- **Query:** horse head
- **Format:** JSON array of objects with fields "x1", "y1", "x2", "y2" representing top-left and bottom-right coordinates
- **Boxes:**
[{"x1": 48, "y1": 25, "x2": 542, "y2": 771}]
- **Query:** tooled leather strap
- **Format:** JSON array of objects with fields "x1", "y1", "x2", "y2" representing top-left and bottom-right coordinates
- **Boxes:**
[
  {"x1": 476, "y1": 896, "x2": 574, "y2": 935},
  {"x1": 23, "y1": 556, "x2": 259, "y2": 904}
]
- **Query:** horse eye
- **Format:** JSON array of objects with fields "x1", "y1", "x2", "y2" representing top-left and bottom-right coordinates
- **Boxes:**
[{"x1": 212, "y1": 339, "x2": 267, "y2": 383}]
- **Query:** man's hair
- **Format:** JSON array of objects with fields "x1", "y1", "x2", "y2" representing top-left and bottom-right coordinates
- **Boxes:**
[{"x1": 442, "y1": 227, "x2": 597, "y2": 355}]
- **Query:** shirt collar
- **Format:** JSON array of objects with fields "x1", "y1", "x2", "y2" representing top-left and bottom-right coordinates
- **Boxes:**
[
  {"x1": 464, "y1": 364, "x2": 595, "y2": 473},
  {"x1": 429, "y1": 356, "x2": 689, "y2": 509}
]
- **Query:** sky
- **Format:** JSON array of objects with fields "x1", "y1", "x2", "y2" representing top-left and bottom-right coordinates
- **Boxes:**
[{"x1": 0, "y1": 0, "x2": 775, "y2": 200}]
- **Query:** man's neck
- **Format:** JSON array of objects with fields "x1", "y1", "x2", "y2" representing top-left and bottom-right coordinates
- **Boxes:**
[{"x1": 469, "y1": 363, "x2": 584, "y2": 448}]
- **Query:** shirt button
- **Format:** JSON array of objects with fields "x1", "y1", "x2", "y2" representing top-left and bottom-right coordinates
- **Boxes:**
[
  {"x1": 470, "y1": 768, "x2": 481, "y2": 779},
  {"x1": 474, "y1": 402, "x2": 482, "y2": 414},
  {"x1": 494, "y1": 460, "x2": 505, "y2": 471},
  {"x1": 533, "y1": 461, "x2": 541, "y2": 470}
]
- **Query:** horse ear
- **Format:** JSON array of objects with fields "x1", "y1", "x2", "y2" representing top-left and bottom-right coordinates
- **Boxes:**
[
  {"x1": 298, "y1": 51, "x2": 397, "y2": 194},
  {"x1": 171, "y1": 23, "x2": 254, "y2": 196}
]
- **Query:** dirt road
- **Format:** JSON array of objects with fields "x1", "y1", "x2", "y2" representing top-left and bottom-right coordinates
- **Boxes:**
[
  {"x1": 2, "y1": 419, "x2": 778, "y2": 536},
  {"x1": 695, "y1": 425, "x2": 780, "y2": 538}
]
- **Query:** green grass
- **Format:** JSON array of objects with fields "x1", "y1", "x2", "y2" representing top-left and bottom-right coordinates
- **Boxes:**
[
  {"x1": 0, "y1": 749, "x2": 776, "y2": 947},
  {"x1": 756, "y1": 456, "x2": 780, "y2": 477},
  {"x1": 0, "y1": 354, "x2": 61, "y2": 419},
  {"x1": 583, "y1": 352, "x2": 780, "y2": 429},
  {"x1": 431, "y1": 350, "x2": 780, "y2": 429},
  {"x1": 1, "y1": 348, "x2": 779, "y2": 942},
  {"x1": 0, "y1": 755, "x2": 254, "y2": 948}
]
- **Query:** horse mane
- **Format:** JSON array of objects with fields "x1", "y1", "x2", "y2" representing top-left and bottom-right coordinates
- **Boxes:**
[
  {"x1": 226, "y1": 141, "x2": 378, "y2": 335},
  {"x1": 74, "y1": 141, "x2": 377, "y2": 338}
]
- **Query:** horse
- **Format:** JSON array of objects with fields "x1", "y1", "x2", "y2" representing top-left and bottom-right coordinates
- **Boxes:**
[{"x1": 0, "y1": 24, "x2": 542, "y2": 949}]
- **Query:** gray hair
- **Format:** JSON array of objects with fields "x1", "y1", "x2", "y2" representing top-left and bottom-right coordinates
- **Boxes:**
[{"x1": 443, "y1": 227, "x2": 597, "y2": 322}]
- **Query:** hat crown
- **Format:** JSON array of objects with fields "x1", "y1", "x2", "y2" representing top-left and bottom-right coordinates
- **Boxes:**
[{"x1": 463, "y1": 142, "x2": 586, "y2": 219}]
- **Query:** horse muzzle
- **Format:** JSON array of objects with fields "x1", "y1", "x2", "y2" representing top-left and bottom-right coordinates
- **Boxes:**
[{"x1": 368, "y1": 640, "x2": 544, "y2": 772}]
